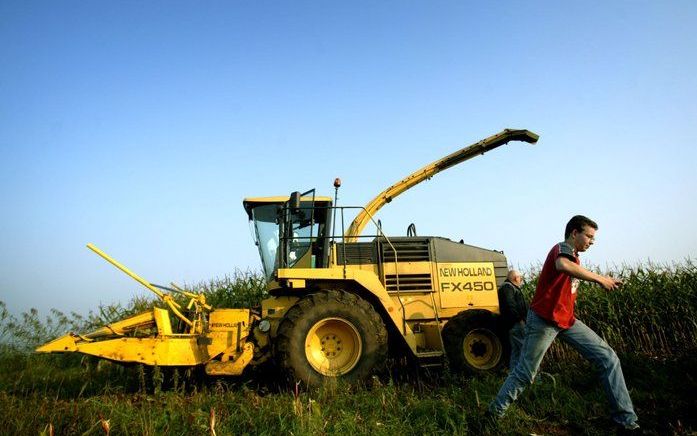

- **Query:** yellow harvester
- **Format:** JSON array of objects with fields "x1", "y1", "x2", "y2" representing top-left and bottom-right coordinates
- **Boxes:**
[{"x1": 37, "y1": 128, "x2": 539, "y2": 386}]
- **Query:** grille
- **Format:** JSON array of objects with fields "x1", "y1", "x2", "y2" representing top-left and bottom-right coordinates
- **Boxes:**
[
  {"x1": 385, "y1": 273, "x2": 433, "y2": 292},
  {"x1": 382, "y1": 239, "x2": 431, "y2": 262},
  {"x1": 336, "y1": 243, "x2": 378, "y2": 265}
]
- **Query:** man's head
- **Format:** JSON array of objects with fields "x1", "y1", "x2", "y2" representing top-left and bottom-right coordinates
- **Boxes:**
[
  {"x1": 507, "y1": 269, "x2": 523, "y2": 287},
  {"x1": 564, "y1": 215, "x2": 598, "y2": 253}
]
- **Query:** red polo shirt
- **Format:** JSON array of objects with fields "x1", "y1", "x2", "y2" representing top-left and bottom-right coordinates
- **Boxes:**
[{"x1": 530, "y1": 242, "x2": 580, "y2": 329}]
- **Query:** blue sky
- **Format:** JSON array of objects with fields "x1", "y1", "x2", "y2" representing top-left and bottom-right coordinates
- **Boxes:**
[{"x1": 1, "y1": 1, "x2": 696, "y2": 316}]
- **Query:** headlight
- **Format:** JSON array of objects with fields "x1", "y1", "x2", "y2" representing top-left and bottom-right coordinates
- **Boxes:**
[{"x1": 258, "y1": 319, "x2": 271, "y2": 333}]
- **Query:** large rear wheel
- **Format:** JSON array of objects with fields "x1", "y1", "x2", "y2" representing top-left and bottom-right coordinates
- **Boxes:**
[
  {"x1": 274, "y1": 290, "x2": 388, "y2": 386},
  {"x1": 442, "y1": 310, "x2": 508, "y2": 374}
]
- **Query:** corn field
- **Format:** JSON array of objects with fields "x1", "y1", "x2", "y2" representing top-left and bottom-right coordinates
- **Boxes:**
[{"x1": 518, "y1": 260, "x2": 697, "y2": 363}]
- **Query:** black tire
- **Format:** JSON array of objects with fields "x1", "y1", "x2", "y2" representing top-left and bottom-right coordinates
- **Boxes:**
[
  {"x1": 274, "y1": 290, "x2": 388, "y2": 386},
  {"x1": 442, "y1": 310, "x2": 509, "y2": 374}
]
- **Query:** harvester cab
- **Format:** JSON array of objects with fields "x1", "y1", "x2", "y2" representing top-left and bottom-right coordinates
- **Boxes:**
[{"x1": 243, "y1": 192, "x2": 333, "y2": 279}]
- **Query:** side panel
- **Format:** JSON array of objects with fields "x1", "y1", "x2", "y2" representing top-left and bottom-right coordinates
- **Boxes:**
[
  {"x1": 373, "y1": 237, "x2": 506, "y2": 321},
  {"x1": 431, "y1": 237, "x2": 508, "y2": 285},
  {"x1": 431, "y1": 237, "x2": 507, "y2": 318},
  {"x1": 435, "y1": 262, "x2": 499, "y2": 312}
]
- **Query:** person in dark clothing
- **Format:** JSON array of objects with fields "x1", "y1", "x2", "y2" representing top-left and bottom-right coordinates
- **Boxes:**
[{"x1": 497, "y1": 269, "x2": 529, "y2": 369}]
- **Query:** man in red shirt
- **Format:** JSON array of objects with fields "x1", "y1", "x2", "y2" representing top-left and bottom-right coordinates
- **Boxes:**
[{"x1": 488, "y1": 215, "x2": 639, "y2": 431}]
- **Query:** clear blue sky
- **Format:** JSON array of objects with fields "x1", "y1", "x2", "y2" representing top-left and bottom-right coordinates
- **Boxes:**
[{"x1": 1, "y1": 1, "x2": 695, "y2": 316}]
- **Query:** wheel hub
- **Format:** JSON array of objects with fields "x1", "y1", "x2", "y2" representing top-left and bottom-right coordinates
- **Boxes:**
[
  {"x1": 462, "y1": 328, "x2": 502, "y2": 370},
  {"x1": 470, "y1": 339, "x2": 488, "y2": 358},
  {"x1": 305, "y1": 317, "x2": 362, "y2": 376},
  {"x1": 320, "y1": 334, "x2": 343, "y2": 357}
]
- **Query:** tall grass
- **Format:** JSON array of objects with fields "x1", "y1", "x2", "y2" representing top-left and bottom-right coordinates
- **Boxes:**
[
  {"x1": 519, "y1": 260, "x2": 697, "y2": 362},
  {"x1": 191, "y1": 269, "x2": 267, "y2": 309},
  {"x1": 0, "y1": 269, "x2": 266, "y2": 354}
]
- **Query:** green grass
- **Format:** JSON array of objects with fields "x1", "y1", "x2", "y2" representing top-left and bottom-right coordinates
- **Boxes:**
[
  {"x1": 0, "y1": 262, "x2": 695, "y2": 435},
  {"x1": 1, "y1": 352, "x2": 694, "y2": 435}
]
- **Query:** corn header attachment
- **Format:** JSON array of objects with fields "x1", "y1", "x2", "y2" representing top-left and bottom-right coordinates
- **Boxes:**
[{"x1": 36, "y1": 244, "x2": 256, "y2": 376}]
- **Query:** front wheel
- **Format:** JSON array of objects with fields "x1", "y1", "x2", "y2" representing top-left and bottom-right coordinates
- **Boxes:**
[
  {"x1": 274, "y1": 290, "x2": 388, "y2": 386},
  {"x1": 442, "y1": 310, "x2": 509, "y2": 374}
]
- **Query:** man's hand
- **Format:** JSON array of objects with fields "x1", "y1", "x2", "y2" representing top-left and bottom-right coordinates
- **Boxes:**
[{"x1": 596, "y1": 275, "x2": 623, "y2": 291}]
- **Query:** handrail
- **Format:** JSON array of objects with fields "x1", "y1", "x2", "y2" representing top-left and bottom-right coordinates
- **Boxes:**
[{"x1": 342, "y1": 206, "x2": 407, "y2": 335}]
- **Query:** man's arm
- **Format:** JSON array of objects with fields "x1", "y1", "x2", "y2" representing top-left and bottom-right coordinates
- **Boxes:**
[{"x1": 555, "y1": 256, "x2": 622, "y2": 291}]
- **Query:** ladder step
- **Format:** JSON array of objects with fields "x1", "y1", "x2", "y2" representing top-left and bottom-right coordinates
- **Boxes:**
[
  {"x1": 419, "y1": 363, "x2": 444, "y2": 368},
  {"x1": 415, "y1": 350, "x2": 444, "y2": 358}
]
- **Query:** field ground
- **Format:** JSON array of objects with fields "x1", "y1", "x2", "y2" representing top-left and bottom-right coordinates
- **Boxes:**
[{"x1": 0, "y1": 349, "x2": 695, "y2": 435}]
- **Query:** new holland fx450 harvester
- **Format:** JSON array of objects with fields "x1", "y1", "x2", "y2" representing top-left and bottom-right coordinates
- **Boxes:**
[{"x1": 37, "y1": 128, "x2": 539, "y2": 386}]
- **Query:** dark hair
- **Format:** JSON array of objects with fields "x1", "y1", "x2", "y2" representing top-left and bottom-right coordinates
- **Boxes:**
[{"x1": 565, "y1": 215, "x2": 598, "y2": 239}]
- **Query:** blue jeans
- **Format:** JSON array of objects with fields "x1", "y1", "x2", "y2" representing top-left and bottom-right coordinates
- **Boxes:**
[
  {"x1": 489, "y1": 310, "x2": 638, "y2": 428},
  {"x1": 508, "y1": 321, "x2": 525, "y2": 369}
]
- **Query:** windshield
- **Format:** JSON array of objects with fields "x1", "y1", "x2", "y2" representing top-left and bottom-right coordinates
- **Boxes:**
[
  {"x1": 249, "y1": 199, "x2": 330, "y2": 279},
  {"x1": 250, "y1": 204, "x2": 281, "y2": 279}
]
